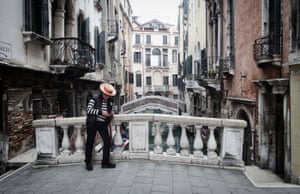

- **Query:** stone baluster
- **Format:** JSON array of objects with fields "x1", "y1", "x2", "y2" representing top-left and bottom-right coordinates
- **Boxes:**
[
  {"x1": 61, "y1": 125, "x2": 70, "y2": 153},
  {"x1": 193, "y1": 125, "x2": 203, "y2": 157},
  {"x1": 180, "y1": 124, "x2": 189, "y2": 156},
  {"x1": 166, "y1": 123, "x2": 176, "y2": 155},
  {"x1": 154, "y1": 122, "x2": 163, "y2": 154},
  {"x1": 113, "y1": 121, "x2": 123, "y2": 153},
  {"x1": 207, "y1": 126, "x2": 218, "y2": 159},
  {"x1": 74, "y1": 125, "x2": 83, "y2": 153}
]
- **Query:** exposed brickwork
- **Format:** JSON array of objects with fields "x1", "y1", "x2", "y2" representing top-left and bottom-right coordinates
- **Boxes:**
[{"x1": 7, "y1": 88, "x2": 33, "y2": 159}]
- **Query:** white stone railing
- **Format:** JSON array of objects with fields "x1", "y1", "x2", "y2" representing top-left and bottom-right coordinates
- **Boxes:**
[{"x1": 33, "y1": 113, "x2": 247, "y2": 167}]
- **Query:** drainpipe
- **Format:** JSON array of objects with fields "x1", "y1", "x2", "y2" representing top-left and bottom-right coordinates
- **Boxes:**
[{"x1": 217, "y1": 0, "x2": 223, "y2": 117}]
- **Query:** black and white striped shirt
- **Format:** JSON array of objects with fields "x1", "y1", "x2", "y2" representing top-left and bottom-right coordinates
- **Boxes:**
[{"x1": 86, "y1": 96, "x2": 113, "y2": 122}]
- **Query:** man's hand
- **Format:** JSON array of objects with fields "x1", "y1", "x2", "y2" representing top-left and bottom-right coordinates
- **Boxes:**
[{"x1": 102, "y1": 111, "x2": 112, "y2": 117}]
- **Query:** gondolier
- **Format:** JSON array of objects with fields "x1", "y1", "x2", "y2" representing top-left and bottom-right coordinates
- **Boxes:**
[{"x1": 85, "y1": 82, "x2": 116, "y2": 170}]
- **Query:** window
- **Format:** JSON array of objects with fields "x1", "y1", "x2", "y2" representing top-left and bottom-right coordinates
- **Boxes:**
[
  {"x1": 146, "y1": 35, "x2": 151, "y2": 44},
  {"x1": 163, "y1": 35, "x2": 168, "y2": 44},
  {"x1": 146, "y1": 76, "x2": 152, "y2": 86},
  {"x1": 163, "y1": 49, "x2": 168, "y2": 66},
  {"x1": 25, "y1": 0, "x2": 49, "y2": 38},
  {"x1": 99, "y1": 31, "x2": 106, "y2": 64},
  {"x1": 136, "y1": 73, "x2": 142, "y2": 87},
  {"x1": 134, "y1": 52, "x2": 141, "y2": 63},
  {"x1": 145, "y1": 48, "x2": 151, "y2": 66},
  {"x1": 152, "y1": 48, "x2": 161, "y2": 66},
  {"x1": 163, "y1": 76, "x2": 169, "y2": 85},
  {"x1": 172, "y1": 50, "x2": 177, "y2": 64},
  {"x1": 135, "y1": 34, "x2": 141, "y2": 44},
  {"x1": 174, "y1": 36, "x2": 179, "y2": 45},
  {"x1": 291, "y1": 0, "x2": 300, "y2": 51},
  {"x1": 172, "y1": 74, "x2": 178, "y2": 86},
  {"x1": 78, "y1": 14, "x2": 90, "y2": 43},
  {"x1": 95, "y1": 27, "x2": 105, "y2": 64}
]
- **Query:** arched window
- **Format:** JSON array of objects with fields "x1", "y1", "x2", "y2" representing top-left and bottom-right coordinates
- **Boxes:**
[{"x1": 151, "y1": 48, "x2": 161, "y2": 66}]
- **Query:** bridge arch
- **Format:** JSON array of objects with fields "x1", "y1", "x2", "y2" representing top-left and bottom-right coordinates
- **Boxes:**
[{"x1": 121, "y1": 96, "x2": 178, "y2": 114}]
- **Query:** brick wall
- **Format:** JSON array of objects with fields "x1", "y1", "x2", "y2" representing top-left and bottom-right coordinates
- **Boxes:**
[{"x1": 7, "y1": 88, "x2": 33, "y2": 159}]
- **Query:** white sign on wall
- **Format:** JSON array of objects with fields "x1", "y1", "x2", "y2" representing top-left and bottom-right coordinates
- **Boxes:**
[{"x1": 0, "y1": 41, "x2": 12, "y2": 60}]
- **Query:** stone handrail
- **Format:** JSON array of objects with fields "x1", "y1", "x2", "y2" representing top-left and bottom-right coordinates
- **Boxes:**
[{"x1": 33, "y1": 113, "x2": 247, "y2": 167}]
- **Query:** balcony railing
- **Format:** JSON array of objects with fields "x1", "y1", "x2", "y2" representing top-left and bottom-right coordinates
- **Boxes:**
[
  {"x1": 221, "y1": 56, "x2": 235, "y2": 76},
  {"x1": 33, "y1": 114, "x2": 247, "y2": 167},
  {"x1": 107, "y1": 19, "x2": 118, "y2": 42},
  {"x1": 253, "y1": 35, "x2": 282, "y2": 67},
  {"x1": 144, "y1": 85, "x2": 170, "y2": 93},
  {"x1": 50, "y1": 37, "x2": 96, "y2": 75}
]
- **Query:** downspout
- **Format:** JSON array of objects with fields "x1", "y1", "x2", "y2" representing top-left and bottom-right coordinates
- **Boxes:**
[{"x1": 217, "y1": 0, "x2": 223, "y2": 117}]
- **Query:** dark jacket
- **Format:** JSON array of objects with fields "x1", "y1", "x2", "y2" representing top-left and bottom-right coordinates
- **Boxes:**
[{"x1": 86, "y1": 94, "x2": 113, "y2": 127}]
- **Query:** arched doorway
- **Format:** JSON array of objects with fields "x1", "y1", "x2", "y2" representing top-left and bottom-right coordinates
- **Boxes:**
[{"x1": 236, "y1": 109, "x2": 252, "y2": 165}]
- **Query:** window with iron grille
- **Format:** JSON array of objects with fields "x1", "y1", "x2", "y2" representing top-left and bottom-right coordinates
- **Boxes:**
[{"x1": 24, "y1": 0, "x2": 49, "y2": 38}]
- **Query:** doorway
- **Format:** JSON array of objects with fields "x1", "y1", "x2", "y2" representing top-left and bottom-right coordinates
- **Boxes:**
[{"x1": 237, "y1": 109, "x2": 252, "y2": 165}]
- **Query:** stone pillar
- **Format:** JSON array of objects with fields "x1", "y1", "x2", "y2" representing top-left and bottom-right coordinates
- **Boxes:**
[
  {"x1": 180, "y1": 124, "x2": 190, "y2": 156},
  {"x1": 74, "y1": 125, "x2": 83, "y2": 153},
  {"x1": 61, "y1": 125, "x2": 70, "y2": 154},
  {"x1": 193, "y1": 125, "x2": 203, "y2": 158},
  {"x1": 113, "y1": 122, "x2": 123, "y2": 153},
  {"x1": 154, "y1": 122, "x2": 163, "y2": 154},
  {"x1": 166, "y1": 123, "x2": 176, "y2": 155},
  {"x1": 207, "y1": 126, "x2": 217, "y2": 159}
]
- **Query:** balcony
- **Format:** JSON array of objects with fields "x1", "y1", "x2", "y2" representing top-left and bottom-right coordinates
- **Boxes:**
[
  {"x1": 33, "y1": 113, "x2": 247, "y2": 167},
  {"x1": 198, "y1": 56, "x2": 221, "y2": 91},
  {"x1": 221, "y1": 56, "x2": 235, "y2": 76},
  {"x1": 107, "y1": 19, "x2": 118, "y2": 42},
  {"x1": 253, "y1": 35, "x2": 282, "y2": 67},
  {"x1": 50, "y1": 37, "x2": 96, "y2": 78},
  {"x1": 144, "y1": 85, "x2": 170, "y2": 94}
]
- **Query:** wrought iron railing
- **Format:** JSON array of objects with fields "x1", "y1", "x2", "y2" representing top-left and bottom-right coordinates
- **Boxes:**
[
  {"x1": 50, "y1": 37, "x2": 96, "y2": 73},
  {"x1": 253, "y1": 35, "x2": 282, "y2": 62},
  {"x1": 221, "y1": 56, "x2": 235, "y2": 74},
  {"x1": 107, "y1": 20, "x2": 118, "y2": 42}
]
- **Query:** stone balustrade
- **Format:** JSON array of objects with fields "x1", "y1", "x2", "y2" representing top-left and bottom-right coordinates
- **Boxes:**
[{"x1": 33, "y1": 113, "x2": 247, "y2": 167}]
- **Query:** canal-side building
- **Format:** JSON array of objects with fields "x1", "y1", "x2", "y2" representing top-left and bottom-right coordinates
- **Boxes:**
[
  {"x1": 178, "y1": 0, "x2": 207, "y2": 116},
  {"x1": 131, "y1": 18, "x2": 180, "y2": 101},
  {"x1": 203, "y1": 0, "x2": 300, "y2": 184},
  {"x1": 0, "y1": 0, "x2": 132, "y2": 170}
]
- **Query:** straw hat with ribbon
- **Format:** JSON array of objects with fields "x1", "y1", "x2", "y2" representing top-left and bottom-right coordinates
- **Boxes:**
[{"x1": 99, "y1": 82, "x2": 116, "y2": 96}]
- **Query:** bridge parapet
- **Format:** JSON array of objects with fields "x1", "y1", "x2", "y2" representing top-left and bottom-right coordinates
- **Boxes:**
[{"x1": 33, "y1": 114, "x2": 247, "y2": 167}]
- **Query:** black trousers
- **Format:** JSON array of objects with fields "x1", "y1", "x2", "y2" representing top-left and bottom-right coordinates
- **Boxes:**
[{"x1": 85, "y1": 121, "x2": 111, "y2": 164}]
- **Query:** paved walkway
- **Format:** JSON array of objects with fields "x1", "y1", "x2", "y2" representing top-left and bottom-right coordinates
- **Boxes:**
[{"x1": 1, "y1": 160, "x2": 300, "y2": 194}]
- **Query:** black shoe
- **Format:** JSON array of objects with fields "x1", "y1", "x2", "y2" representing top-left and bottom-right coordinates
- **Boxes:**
[
  {"x1": 101, "y1": 163, "x2": 116, "y2": 168},
  {"x1": 86, "y1": 162, "x2": 93, "y2": 171}
]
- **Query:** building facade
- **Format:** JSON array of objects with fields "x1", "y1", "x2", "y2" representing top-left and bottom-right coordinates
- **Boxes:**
[
  {"x1": 178, "y1": 0, "x2": 300, "y2": 184},
  {"x1": 0, "y1": 0, "x2": 131, "y2": 170},
  {"x1": 131, "y1": 18, "x2": 179, "y2": 101},
  {"x1": 178, "y1": 0, "x2": 207, "y2": 116}
]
